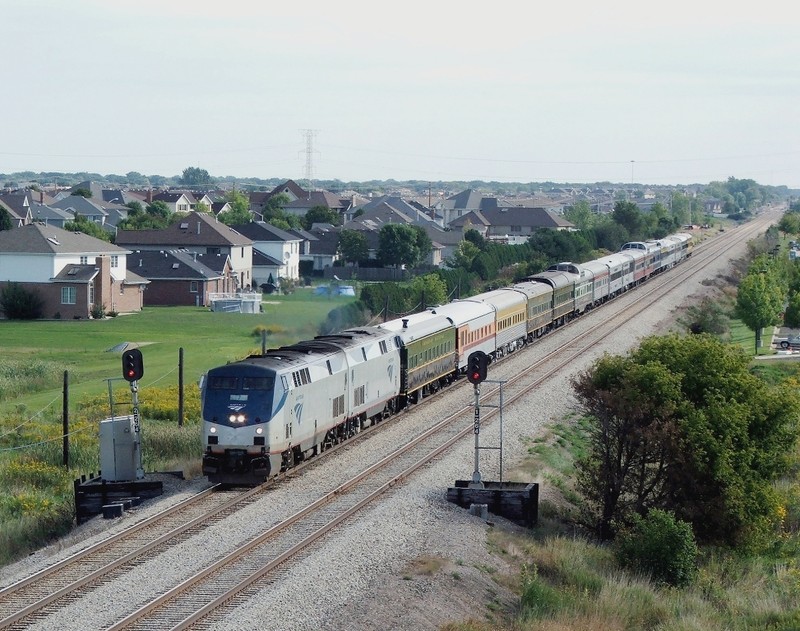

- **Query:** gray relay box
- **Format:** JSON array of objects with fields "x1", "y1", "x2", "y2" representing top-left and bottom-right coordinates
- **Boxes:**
[{"x1": 99, "y1": 415, "x2": 138, "y2": 482}]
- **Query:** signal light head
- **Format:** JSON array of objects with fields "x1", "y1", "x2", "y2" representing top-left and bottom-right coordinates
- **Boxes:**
[
  {"x1": 467, "y1": 351, "x2": 488, "y2": 384},
  {"x1": 121, "y1": 348, "x2": 144, "y2": 382}
]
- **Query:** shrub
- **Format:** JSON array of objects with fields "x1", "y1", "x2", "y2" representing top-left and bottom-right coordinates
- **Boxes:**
[
  {"x1": 0, "y1": 282, "x2": 44, "y2": 320},
  {"x1": 90, "y1": 302, "x2": 106, "y2": 319},
  {"x1": 615, "y1": 509, "x2": 699, "y2": 587}
]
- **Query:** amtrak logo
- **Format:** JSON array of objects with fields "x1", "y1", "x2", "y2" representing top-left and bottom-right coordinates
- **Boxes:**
[
  {"x1": 227, "y1": 404, "x2": 246, "y2": 412},
  {"x1": 293, "y1": 402, "x2": 303, "y2": 423},
  {"x1": 387, "y1": 363, "x2": 394, "y2": 381}
]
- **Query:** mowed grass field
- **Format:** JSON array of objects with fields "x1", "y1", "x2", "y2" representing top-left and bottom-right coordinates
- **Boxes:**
[{"x1": 0, "y1": 290, "x2": 358, "y2": 417}]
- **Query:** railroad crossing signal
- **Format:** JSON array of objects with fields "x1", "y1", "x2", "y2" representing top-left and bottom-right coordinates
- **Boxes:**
[
  {"x1": 122, "y1": 348, "x2": 144, "y2": 382},
  {"x1": 467, "y1": 350, "x2": 488, "y2": 385}
]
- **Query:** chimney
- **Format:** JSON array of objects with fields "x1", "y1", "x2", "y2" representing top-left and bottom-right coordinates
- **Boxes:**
[
  {"x1": 146, "y1": 188, "x2": 153, "y2": 203},
  {"x1": 39, "y1": 190, "x2": 44, "y2": 203},
  {"x1": 197, "y1": 221, "x2": 201, "y2": 234}
]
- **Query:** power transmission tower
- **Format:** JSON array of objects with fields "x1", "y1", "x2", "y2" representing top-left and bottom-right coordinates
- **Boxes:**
[{"x1": 300, "y1": 129, "x2": 319, "y2": 192}]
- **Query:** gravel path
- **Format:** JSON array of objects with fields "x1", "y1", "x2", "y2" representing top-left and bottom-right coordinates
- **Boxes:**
[{"x1": 0, "y1": 227, "x2": 759, "y2": 631}]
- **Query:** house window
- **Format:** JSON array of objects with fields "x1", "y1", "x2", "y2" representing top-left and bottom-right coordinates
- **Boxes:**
[
  {"x1": 511, "y1": 225, "x2": 521, "y2": 233},
  {"x1": 110, "y1": 255, "x2": 119, "y2": 268},
  {"x1": 190, "y1": 281, "x2": 198, "y2": 293},
  {"x1": 61, "y1": 286, "x2": 76, "y2": 305},
  {"x1": 207, "y1": 247, "x2": 221, "y2": 255},
  {"x1": 80, "y1": 256, "x2": 88, "y2": 264},
  {"x1": 88, "y1": 281, "x2": 94, "y2": 305}
]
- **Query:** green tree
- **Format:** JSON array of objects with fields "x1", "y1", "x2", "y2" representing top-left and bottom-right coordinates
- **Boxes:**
[
  {"x1": 0, "y1": 207, "x2": 12, "y2": 231},
  {"x1": 262, "y1": 193, "x2": 290, "y2": 221},
  {"x1": 681, "y1": 297, "x2": 730, "y2": 335},
  {"x1": 463, "y1": 228, "x2": 486, "y2": 251},
  {"x1": 611, "y1": 200, "x2": 644, "y2": 240},
  {"x1": 563, "y1": 200, "x2": 595, "y2": 231},
  {"x1": 615, "y1": 509, "x2": 698, "y2": 587},
  {"x1": 71, "y1": 188, "x2": 92, "y2": 198},
  {"x1": 303, "y1": 205, "x2": 340, "y2": 230},
  {"x1": 777, "y1": 213, "x2": 800, "y2": 237},
  {"x1": 783, "y1": 291, "x2": 800, "y2": 328},
  {"x1": 338, "y1": 229, "x2": 369, "y2": 264},
  {"x1": 410, "y1": 273, "x2": 447, "y2": 309},
  {"x1": 0, "y1": 282, "x2": 45, "y2": 319},
  {"x1": 63, "y1": 215, "x2": 111, "y2": 242},
  {"x1": 219, "y1": 190, "x2": 252, "y2": 226},
  {"x1": 736, "y1": 257, "x2": 786, "y2": 353},
  {"x1": 117, "y1": 200, "x2": 172, "y2": 230},
  {"x1": 670, "y1": 192, "x2": 691, "y2": 226},
  {"x1": 181, "y1": 167, "x2": 213, "y2": 186},
  {"x1": 447, "y1": 239, "x2": 481, "y2": 270},
  {"x1": 377, "y1": 224, "x2": 420, "y2": 268},
  {"x1": 412, "y1": 225, "x2": 432, "y2": 264},
  {"x1": 573, "y1": 333, "x2": 800, "y2": 547}
]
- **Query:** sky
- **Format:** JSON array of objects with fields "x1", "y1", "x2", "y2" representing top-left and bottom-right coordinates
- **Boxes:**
[{"x1": 2, "y1": 0, "x2": 799, "y2": 188}]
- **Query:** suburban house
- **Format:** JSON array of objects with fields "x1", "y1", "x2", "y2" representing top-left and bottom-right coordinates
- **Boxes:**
[
  {"x1": 29, "y1": 203, "x2": 74, "y2": 228},
  {"x1": 449, "y1": 206, "x2": 574, "y2": 242},
  {"x1": 151, "y1": 191, "x2": 194, "y2": 214},
  {"x1": 51, "y1": 196, "x2": 110, "y2": 231},
  {"x1": 0, "y1": 223, "x2": 147, "y2": 319},
  {"x1": 115, "y1": 211, "x2": 253, "y2": 291},
  {"x1": 126, "y1": 250, "x2": 231, "y2": 307},
  {"x1": 253, "y1": 179, "x2": 353, "y2": 221},
  {"x1": 0, "y1": 189, "x2": 52, "y2": 226},
  {"x1": 439, "y1": 189, "x2": 499, "y2": 226},
  {"x1": 229, "y1": 221, "x2": 301, "y2": 283},
  {"x1": 295, "y1": 224, "x2": 340, "y2": 272}
]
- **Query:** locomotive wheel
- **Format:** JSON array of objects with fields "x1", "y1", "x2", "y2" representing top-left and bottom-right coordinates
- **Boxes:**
[{"x1": 281, "y1": 448, "x2": 295, "y2": 472}]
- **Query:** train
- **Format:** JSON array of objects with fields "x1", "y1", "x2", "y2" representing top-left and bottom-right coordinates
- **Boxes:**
[{"x1": 200, "y1": 231, "x2": 693, "y2": 485}]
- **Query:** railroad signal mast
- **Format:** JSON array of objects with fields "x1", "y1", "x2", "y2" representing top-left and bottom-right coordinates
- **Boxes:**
[
  {"x1": 121, "y1": 348, "x2": 145, "y2": 479},
  {"x1": 467, "y1": 351, "x2": 489, "y2": 488}
]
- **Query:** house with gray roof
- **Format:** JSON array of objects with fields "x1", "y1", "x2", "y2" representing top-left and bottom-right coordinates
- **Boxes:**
[
  {"x1": 52, "y1": 196, "x2": 110, "y2": 232},
  {"x1": 439, "y1": 189, "x2": 499, "y2": 226},
  {"x1": 115, "y1": 211, "x2": 250, "y2": 291},
  {"x1": 229, "y1": 221, "x2": 301, "y2": 283},
  {"x1": 450, "y1": 206, "x2": 574, "y2": 242},
  {"x1": 126, "y1": 250, "x2": 230, "y2": 307},
  {"x1": 0, "y1": 223, "x2": 147, "y2": 319}
]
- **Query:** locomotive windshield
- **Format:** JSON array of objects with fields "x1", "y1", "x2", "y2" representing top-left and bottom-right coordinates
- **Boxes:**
[{"x1": 202, "y1": 368, "x2": 279, "y2": 427}]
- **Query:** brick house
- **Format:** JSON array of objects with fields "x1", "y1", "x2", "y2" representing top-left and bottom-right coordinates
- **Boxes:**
[
  {"x1": 126, "y1": 249, "x2": 231, "y2": 307},
  {"x1": 0, "y1": 223, "x2": 147, "y2": 319}
]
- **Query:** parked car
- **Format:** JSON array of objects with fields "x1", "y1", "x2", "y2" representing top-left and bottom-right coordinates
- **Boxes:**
[{"x1": 776, "y1": 335, "x2": 800, "y2": 349}]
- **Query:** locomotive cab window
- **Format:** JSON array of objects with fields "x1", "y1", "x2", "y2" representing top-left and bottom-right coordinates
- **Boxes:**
[{"x1": 208, "y1": 376, "x2": 238, "y2": 389}]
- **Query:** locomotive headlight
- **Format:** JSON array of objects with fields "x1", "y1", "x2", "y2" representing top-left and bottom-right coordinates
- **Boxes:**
[
  {"x1": 209, "y1": 426, "x2": 217, "y2": 434},
  {"x1": 228, "y1": 414, "x2": 236, "y2": 423},
  {"x1": 255, "y1": 427, "x2": 263, "y2": 435},
  {"x1": 237, "y1": 414, "x2": 246, "y2": 423}
]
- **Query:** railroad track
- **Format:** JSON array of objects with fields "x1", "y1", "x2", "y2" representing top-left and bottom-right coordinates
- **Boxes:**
[{"x1": 0, "y1": 216, "x2": 771, "y2": 630}]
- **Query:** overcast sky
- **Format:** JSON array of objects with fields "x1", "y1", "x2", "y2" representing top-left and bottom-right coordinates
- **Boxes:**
[{"x1": 2, "y1": 1, "x2": 798, "y2": 188}]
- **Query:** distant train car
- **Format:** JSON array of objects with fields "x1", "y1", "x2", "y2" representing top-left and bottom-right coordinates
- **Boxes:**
[
  {"x1": 427, "y1": 300, "x2": 496, "y2": 372},
  {"x1": 506, "y1": 280, "x2": 554, "y2": 340},
  {"x1": 378, "y1": 312, "x2": 457, "y2": 403},
  {"x1": 463, "y1": 288, "x2": 528, "y2": 358},
  {"x1": 526, "y1": 267, "x2": 579, "y2": 326},
  {"x1": 579, "y1": 259, "x2": 611, "y2": 307}
]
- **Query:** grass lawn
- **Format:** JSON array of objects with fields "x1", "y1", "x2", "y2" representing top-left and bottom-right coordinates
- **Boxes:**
[
  {"x1": 728, "y1": 319, "x2": 776, "y2": 357},
  {"x1": 0, "y1": 290, "x2": 357, "y2": 416}
]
